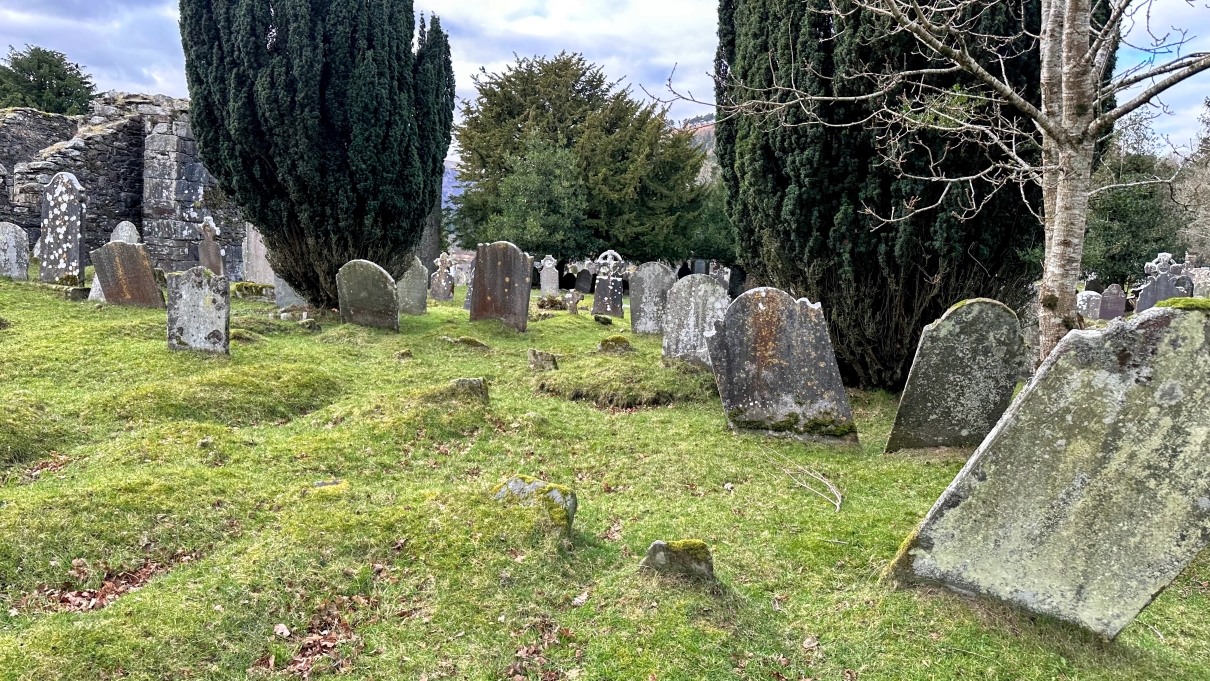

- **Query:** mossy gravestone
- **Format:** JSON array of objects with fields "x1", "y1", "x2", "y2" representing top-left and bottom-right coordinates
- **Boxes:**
[
  {"x1": 0, "y1": 222, "x2": 29, "y2": 280},
  {"x1": 337, "y1": 260, "x2": 399, "y2": 332},
  {"x1": 39, "y1": 172, "x2": 86, "y2": 286},
  {"x1": 492, "y1": 476, "x2": 577, "y2": 535},
  {"x1": 90, "y1": 242, "x2": 164, "y2": 309},
  {"x1": 707, "y1": 288, "x2": 857, "y2": 444},
  {"x1": 888, "y1": 307, "x2": 1210, "y2": 639},
  {"x1": 662, "y1": 274, "x2": 730, "y2": 368},
  {"x1": 885, "y1": 299, "x2": 1027, "y2": 453},
  {"x1": 167, "y1": 267, "x2": 230, "y2": 354},
  {"x1": 110, "y1": 221, "x2": 140, "y2": 244},
  {"x1": 630, "y1": 262, "x2": 676, "y2": 334},
  {"x1": 469, "y1": 241, "x2": 533, "y2": 332},
  {"x1": 397, "y1": 255, "x2": 428, "y2": 316}
]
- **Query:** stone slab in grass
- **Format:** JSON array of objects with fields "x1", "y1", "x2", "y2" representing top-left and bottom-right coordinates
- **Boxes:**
[
  {"x1": 90, "y1": 242, "x2": 164, "y2": 309},
  {"x1": 492, "y1": 476, "x2": 577, "y2": 535},
  {"x1": 337, "y1": 259, "x2": 399, "y2": 332},
  {"x1": 0, "y1": 221, "x2": 30, "y2": 280},
  {"x1": 397, "y1": 255, "x2": 428, "y2": 316},
  {"x1": 888, "y1": 307, "x2": 1210, "y2": 639},
  {"x1": 38, "y1": 172, "x2": 86, "y2": 286},
  {"x1": 167, "y1": 266, "x2": 230, "y2": 354},
  {"x1": 640, "y1": 540, "x2": 714, "y2": 580},
  {"x1": 885, "y1": 299, "x2": 1026, "y2": 454},
  {"x1": 630, "y1": 262, "x2": 676, "y2": 334},
  {"x1": 662, "y1": 274, "x2": 729, "y2": 368},
  {"x1": 469, "y1": 241, "x2": 533, "y2": 332}
]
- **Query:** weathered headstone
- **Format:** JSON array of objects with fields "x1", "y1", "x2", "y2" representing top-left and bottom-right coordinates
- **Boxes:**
[
  {"x1": 337, "y1": 260, "x2": 399, "y2": 331},
  {"x1": 566, "y1": 289, "x2": 584, "y2": 315},
  {"x1": 1076, "y1": 290, "x2": 1102, "y2": 321},
  {"x1": 528, "y1": 349, "x2": 558, "y2": 372},
  {"x1": 591, "y1": 264, "x2": 625, "y2": 318},
  {"x1": 1187, "y1": 267, "x2": 1210, "y2": 298},
  {"x1": 469, "y1": 241, "x2": 533, "y2": 332},
  {"x1": 884, "y1": 299, "x2": 1027, "y2": 453},
  {"x1": 492, "y1": 476, "x2": 577, "y2": 535},
  {"x1": 1099, "y1": 284, "x2": 1126, "y2": 320},
  {"x1": 241, "y1": 224, "x2": 275, "y2": 285},
  {"x1": 662, "y1": 274, "x2": 730, "y2": 368},
  {"x1": 88, "y1": 275, "x2": 106, "y2": 302},
  {"x1": 596, "y1": 250, "x2": 624, "y2": 269},
  {"x1": 0, "y1": 222, "x2": 30, "y2": 280},
  {"x1": 430, "y1": 252, "x2": 455, "y2": 301},
  {"x1": 38, "y1": 172, "x2": 86, "y2": 286},
  {"x1": 397, "y1": 256, "x2": 428, "y2": 316},
  {"x1": 463, "y1": 267, "x2": 475, "y2": 310},
  {"x1": 575, "y1": 268, "x2": 595, "y2": 294},
  {"x1": 630, "y1": 262, "x2": 676, "y2": 334},
  {"x1": 109, "y1": 221, "x2": 141, "y2": 244},
  {"x1": 198, "y1": 217, "x2": 224, "y2": 275},
  {"x1": 692, "y1": 259, "x2": 708, "y2": 275},
  {"x1": 274, "y1": 274, "x2": 307, "y2": 310},
  {"x1": 89, "y1": 242, "x2": 165, "y2": 308},
  {"x1": 707, "y1": 288, "x2": 857, "y2": 444},
  {"x1": 538, "y1": 255, "x2": 560, "y2": 298},
  {"x1": 888, "y1": 306, "x2": 1210, "y2": 639},
  {"x1": 1135, "y1": 253, "x2": 1191, "y2": 313},
  {"x1": 167, "y1": 267, "x2": 230, "y2": 354}
]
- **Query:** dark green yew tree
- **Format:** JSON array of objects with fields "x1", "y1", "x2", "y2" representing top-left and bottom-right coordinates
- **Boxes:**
[
  {"x1": 180, "y1": 0, "x2": 455, "y2": 305},
  {"x1": 716, "y1": 0, "x2": 1043, "y2": 389},
  {"x1": 0, "y1": 46, "x2": 95, "y2": 115}
]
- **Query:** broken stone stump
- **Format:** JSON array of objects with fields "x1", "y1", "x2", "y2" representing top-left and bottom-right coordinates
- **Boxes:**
[
  {"x1": 884, "y1": 299, "x2": 1027, "y2": 453},
  {"x1": 887, "y1": 306, "x2": 1210, "y2": 639},
  {"x1": 0, "y1": 221, "x2": 30, "y2": 280},
  {"x1": 707, "y1": 288, "x2": 857, "y2": 444},
  {"x1": 566, "y1": 290, "x2": 584, "y2": 315},
  {"x1": 39, "y1": 172, "x2": 86, "y2": 286},
  {"x1": 630, "y1": 262, "x2": 676, "y2": 334},
  {"x1": 336, "y1": 260, "x2": 399, "y2": 332},
  {"x1": 639, "y1": 540, "x2": 715, "y2": 580},
  {"x1": 167, "y1": 267, "x2": 230, "y2": 354},
  {"x1": 397, "y1": 255, "x2": 429, "y2": 316},
  {"x1": 89, "y1": 242, "x2": 165, "y2": 309},
  {"x1": 274, "y1": 274, "x2": 307, "y2": 310},
  {"x1": 528, "y1": 349, "x2": 558, "y2": 372},
  {"x1": 662, "y1": 274, "x2": 730, "y2": 368},
  {"x1": 437, "y1": 377, "x2": 490, "y2": 405},
  {"x1": 469, "y1": 242, "x2": 533, "y2": 332},
  {"x1": 597, "y1": 335, "x2": 633, "y2": 354},
  {"x1": 492, "y1": 476, "x2": 577, "y2": 535}
]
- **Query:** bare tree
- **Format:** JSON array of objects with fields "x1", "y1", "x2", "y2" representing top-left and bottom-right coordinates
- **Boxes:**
[{"x1": 680, "y1": 0, "x2": 1210, "y2": 362}]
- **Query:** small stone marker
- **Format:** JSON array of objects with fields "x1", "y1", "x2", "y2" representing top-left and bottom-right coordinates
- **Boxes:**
[
  {"x1": 1187, "y1": 267, "x2": 1210, "y2": 298},
  {"x1": 662, "y1": 274, "x2": 730, "y2": 368},
  {"x1": 469, "y1": 241, "x2": 533, "y2": 332},
  {"x1": 538, "y1": 255, "x2": 560, "y2": 298},
  {"x1": 591, "y1": 264, "x2": 625, "y2": 318},
  {"x1": 566, "y1": 289, "x2": 584, "y2": 315},
  {"x1": 109, "y1": 221, "x2": 141, "y2": 244},
  {"x1": 598, "y1": 335, "x2": 633, "y2": 354},
  {"x1": 198, "y1": 217, "x2": 224, "y2": 275},
  {"x1": 89, "y1": 242, "x2": 165, "y2": 308},
  {"x1": 1136, "y1": 253, "x2": 1192, "y2": 312},
  {"x1": 337, "y1": 260, "x2": 399, "y2": 331},
  {"x1": 639, "y1": 540, "x2": 715, "y2": 580},
  {"x1": 630, "y1": 262, "x2": 676, "y2": 334},
  {"x1": 884, "y1": 299, "x2": 1027, "y2": 453},
  {"x1": 39, "y1": 172, "x2": 86, "y2": 286},
  {"x1": 492, "y1": 476, "x2": 577, "y2": 534},
  {"x1": 707, "y1": 288, "x2": 857, "y2": 443},
  {"x1": 88, "y1": 274, "x2": 106, "y2": 302},
  {"x1": 439, "y1": 377, "x2": 491, "y2": 404},
  {"x1": 430, "y1": 252, "x2": 455, "y2": 301},
  {"x1": 463, "y1": 267, "x2": 475, "y2": 310},
  {"x1": 888, "y1": 305, "x2": 1210, "y2": 639},
  {"x1": 528, "y1": 349, "x2": 558, "y2": 372},
  {"x1": 167, "y1": 266, "x2": 230, "y2": 354},
  {"x1": 397, "y1": 256, "x2": 429, "y2": 316},
  {"x1": 0, "y1": 222, "x2": 30, "y2": 280},
  {"x1": 1076, "y1": 290, "x2": 1102, "y2": 321},
  {"x1": 274, "y1": 274, "x2": 307, "y2": 309},
  {"x1": 1099, "y1": 284, "x2": 1126, "y2": 320}
]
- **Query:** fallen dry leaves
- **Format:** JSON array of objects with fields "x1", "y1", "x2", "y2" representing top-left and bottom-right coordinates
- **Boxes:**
[
  {"x1": 15, "y1": 553, "x2": 198, "y2": 614},
  {"x1": 502, "y1": 617, "x2": 573, "y2": 681}
]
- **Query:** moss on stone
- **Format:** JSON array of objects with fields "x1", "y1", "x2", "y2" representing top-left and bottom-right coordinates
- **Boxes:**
[
  {"x1": 231, "y1": 282, "x2": 274, "y2": 300},
  {"x1": 1157, "y1": 297, "x2": 1210, "y2": 311},
  {"x1": 666, "y1": 539, "x2": 711, "y2": 562},
  {"x1": 597, "y1": 335, "x2": 633, "y2": 353}
]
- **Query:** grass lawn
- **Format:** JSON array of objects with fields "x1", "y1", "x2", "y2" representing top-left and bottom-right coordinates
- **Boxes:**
[{"x1": 0, "y1": 277, "x2": 1207, "y2": 680}]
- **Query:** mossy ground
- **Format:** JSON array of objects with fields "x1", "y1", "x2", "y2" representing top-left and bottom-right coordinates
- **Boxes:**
[{"x1": 0, "y1": 278, "x2": 1208, "y2": 680}]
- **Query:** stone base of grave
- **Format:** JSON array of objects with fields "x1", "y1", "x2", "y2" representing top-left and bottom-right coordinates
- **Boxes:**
[{"x1": 727, "y1": 424, "x2": 860, "y2": 448}]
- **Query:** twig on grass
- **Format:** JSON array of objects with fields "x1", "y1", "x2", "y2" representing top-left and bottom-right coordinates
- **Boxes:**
[{"x1": 759, "y1": 446, "x2": 843, "y2": 513}]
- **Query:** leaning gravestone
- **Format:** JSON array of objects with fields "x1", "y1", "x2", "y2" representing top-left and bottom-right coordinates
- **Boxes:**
[
  {"x1": 89, "y1": 242, "x2": 164, "y2": 308},
  {"x1": 538, "y1": 255, "x2": 560, "y2": 298},
  {"x1": 198, "y1": 217, "x2": 224, "y2": 275},
  {"x1": 274, "y1": 274, "x2": 307, "y2": 309},
  {"x1": 888, "y1": 305, "x2": 1210, "y2": 639},
  {"x1": 469, "y1": 242, "x2": 533, "y2": 332},
  {"x1": 1076, "y1": 290, "x2": 1102, "y2": 321},
  {"x1": 167, "y1": 267, "x2": 230, "y2": 354},
  {"x1": 1099, "y1": 284, "x2": 1127, "y2": 320},
  {"x1": 397, "y1": 256, "x2": 428, "y2": 316},
  {"x1": 662, "y1": 274, "x2": 731, "y2": 368},
  {"x1": 110, "y1": 221, "x2": 141, "y2": 244},
  {"x1": 707, "y1": 288, "x2": 857, "y2": 444},
  {"x1": 630, "y1": 262, "x2": 676, "y2": 334},
  {"x1": 591, "y1": 264, "x2": 625, "y2": 318},
  {"x1": 884, "y1": 299, "x2": 1027, "y2": 453},
  {"x1": 430, "y1": 252, "x2": 455, "y2": 301},
  {"x1": 39, "y1": 172, "x2": 86, "y2": 286},
  {"x1": 0, "y1": 222, "x2": 30, "y2": 280},
  {"x1": 1135, "y1": 253, "x2": 1191, "y2": 313},
  {"x1": 337, "y1": 260, "x2": 399, "y2": 331}
]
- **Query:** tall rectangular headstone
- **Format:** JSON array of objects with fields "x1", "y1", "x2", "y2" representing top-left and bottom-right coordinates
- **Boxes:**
[
  {"x1": 337, "y1": 260, "x2": 399, "y2": 331},
  {"x1": 470, "y1": 241, "x2": 533, "y2": 332},
  {"x1": 242, "y1": 224, "x2": 275, "y2": 285},
  {"x1": 90, "y1": 242, "x2": 165, "y2": 308},
  {"x1": 591, "y1": 266, "x2": 625, "y2": 318},
  {"x1": 538, "y1": 255, "x2": 560, "y2": 298},
  {"x1": 397, "y1": 256, "x2": 429, "y2": 316},
  {"x1": 1099, "y1": 284, "x2": 1126, "y2": 320},
  {"x1": 0, "y1": 222, "x2": 30, "y2": 280},
  {"x1": 662, "y1": 274, "x2": 731, "y2": 368},
  {"x1": 630, "y1": 262, "x2": 676, "y2": 334},
  {"x1": 38, "y1": 172, "x2": 86, "y2": 286},
  {"x1": 167, "y1": 267, "x2": 230, "y2": 354}
]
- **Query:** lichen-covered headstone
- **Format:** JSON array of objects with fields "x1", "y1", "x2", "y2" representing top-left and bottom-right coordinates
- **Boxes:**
[
  {"x1": 90, "y1": 242, "x2": 164, "y2": 309},
  {"x1": 566, "y1": 289, "x2": 584, "y2": 315},
  {"x1": 109, "y1": 221, "x2": 141, "y2": 244},
  {"x1": 888, "y1": 306, "x2": 1210, "y2": 639},
  {"x1": 492, "y1": 476, "x2": 577, "y2": 534},
  {"x1": 662, "y1": 274, "x2": 730, "y2": 368},
  {"x1": 639, "y1": 540, "x2": 715, "y2": 580},
  {"x1": 1099, "y1": 284, "x2": 1126, "y2": 320},
  {"x1": 469, "y1": 241, "x2": 533, "y2": 332},
  {"x1": 463, "y1": 267, "x2": 475, "y2": 310},
  {"x1": 198, "y1": 217, "x2": 224, "y2": 275},
  {"x1": 630, "y1": 262, "x2": 676, "y2": 334},
  {"x1": 430, "y1": 252, "x2": 455, "y2": 301},
  {"x1": 538, "y1": 255, "x2": 560, "y2": 298},
  {"x1": 38, "y1": 172, "x2": 86, "y2": 286},
  {"x1": 397, "y1": 256, "x2": 428, "y2": 316},
  {"x1": 707, "y1": 288, "x2": 857, "y2": 443},
  {"x1": 274, "y1": 274, "x2": 307, "y2": 310},
  {"x1": 1077, "y1": 290, "x2": 1102, "y2": 321},
  {"x1": 884, "y1": 299, "x2": 1027, "y2": 453},
  {"x1": 167, "y1": 267, "x2": 230, "y2": 354},
  {"x1": 1135, "y1": 253, "x2": 1191, "y2": 313},
  {"x1": 0, "y1": 222, "x2": 29, "y2": 280},
  {"x1": 591, "y1": 264, "x2": 625, "y2": 318},
  {"x1": 1188, "y1": 267, "x2": 1210, "y2": 298},
  {"x1": 336, "y1": 260, "x2": 399, "y2": 331}
]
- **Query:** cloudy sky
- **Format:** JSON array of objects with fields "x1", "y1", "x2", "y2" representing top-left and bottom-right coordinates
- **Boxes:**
[{"x1": 1, "y1": 0, "x2": 1207, "y2": 144}]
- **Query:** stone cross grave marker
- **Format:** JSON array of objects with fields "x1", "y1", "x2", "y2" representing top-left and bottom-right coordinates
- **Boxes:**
[
  {"x1": 566, "y1": 289, "x2": 584, "y2": 315},
  {"x1": 707, "y1": 288, "x2": 857, "y2": 444},
  {"x1": 662, "y1": 274, "x2": 731, "y2": 368},
  {"x1": 1136, "y1": 253, "x2": 1191, "y2": 312},
  {"x1": 470, "y1": 241, "x2": 533, "y2": 332},
  {"x1": 591, "y1": 263, "x2": 625, "y2": 318},
  {"x1": 1099, "y1": 284, "x2": 1127, "y2": 319},
  {"x1": 39, "y1": 172, "x2": 86, "y2": 286},
  {"x1": 630, "y1": 262, "x2": 676, "y2": 334},
  {"x1": 0, "y1": 221, "x2": 30, "y2": 280},
  {"x1": 430, "y1": 252, "x2": 455, "y2": 301},
  {"x1": 538, "y1": 255, "x2": 560, "y2": 298},
  {"x1": 1076, "y1": 290, "x2": 1102, "y2": 321},
  {"x1": 198, "y1": 217, "x2": 224, "y2": 275},
  {"x1": 884, "y1": 299, "x2": 1027, "y2": 453},
  {"x1": 90, "y1": 242, "x2": 165, "y2": 308},
  {"x1": 337, "y1": 260, "x2": 399, "y2": 331},
  {"x1": 167, "y1": 266, "x2": 230, "y2": 354},
  {"x1": 110, "y1": 221, "x2": 141, "y2": 244},
  {"x1": 397, "y1": 255, "x2": 429, "y2": 316},
  {"x1": 888, "y1": 306, "x2": 1210, "y2": 639}
]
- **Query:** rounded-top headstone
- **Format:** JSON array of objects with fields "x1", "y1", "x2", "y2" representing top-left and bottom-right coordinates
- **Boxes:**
[
  {"x1": 662, "y1": 274, "x2": 730, "y2": 368},
  {"x1": 0, "y1": 221, "x2": 30, "y2": 281},
  {"x1": 38, "y1": 172, "x2": 86, "y2": 286},
  {"x1": 109, "y1": 221, "x2": 141, "y2": 244},
  {"x1": 337, "y1": 260, "x2": 399, "y2": 331},
  {"x1": 630, "y1": 262, "x2": 677, "y2": 334},
  {"x1": 397, "y1": 255, "x2": 429, "y2": 316},
  {"x1": 469, "y1": 241, "x2": 533, "y2": 332}
]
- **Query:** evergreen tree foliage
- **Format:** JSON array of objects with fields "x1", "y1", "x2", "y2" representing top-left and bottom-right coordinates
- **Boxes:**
[
  {"x1": 716, "y1": 0, "x2": 1044, "y2": 389},
  {"x1": 453, "y1": 53, "x2": 706, "y2": 263},
  {"x1": 0, "y1": 46, "x2": 95, "y2": 115},
  {"x1": 180, "y1": 0, "x2": 455, "y2": 306}
]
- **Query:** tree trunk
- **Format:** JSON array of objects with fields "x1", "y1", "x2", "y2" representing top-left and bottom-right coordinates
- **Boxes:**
[{"x1": 1037, "y1": 141, "x2": 1095, "y2": 360}]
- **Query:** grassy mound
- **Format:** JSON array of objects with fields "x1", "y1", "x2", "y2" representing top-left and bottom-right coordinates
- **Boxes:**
[
  {"x1": 0, "y1": 391, "x2": 71, "y2": 466},
  {"x1": 536, "y1": 354, "x2": 717, "y2": 408}
]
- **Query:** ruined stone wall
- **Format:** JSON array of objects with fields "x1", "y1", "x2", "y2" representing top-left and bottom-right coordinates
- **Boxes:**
[{"x1": 0, "y1": 108, "x2": 80, "y2": 243}]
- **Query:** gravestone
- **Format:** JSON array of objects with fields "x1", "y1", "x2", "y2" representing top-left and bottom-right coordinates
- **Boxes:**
[
  {"x1": 167, "y1": 267, "x2": 230, "y2": 354},
  {"x1": 397, "y1": 256, "x2": 429, "y2": 316},
  {"x1": 38, "y1": 172, "x2": 86, "y2": 286},
  {"x1": 692, "y1": 259, "x2": 708, "y2": 275},
  {"x1": 1099, "y1": 284, "x2": 1127, "y2": 320},
  {"x1": 469, "y1": 242, "x2": 533, "y2": 332},
  {"x1": 1076, "y1": 290, "x2": 1102, "y2": 321},
  {"x1": 884, "y1": 299, "x2": 1027, "y2": 453},
  {"x1": 274, "y1": 274, "x2": 307, "y2": 309},
  {"x1": 575, "y1": 269, "x2": 595, "y2": 294},
  {"x1": 337, "y1": 260, "x2": 399, "y2": 331},
  {"x1": 1187, "y1": 267, "x2": 1210, "y2": 298},
  {"x1": 591, "y1": 264, "x2": 625, "y2": 318},
  {"x1": 430, "y1": 252, "x2": 455, "y2": 301},
  {"x1": 109, "y1": 221, "x2": 141, "y2": 244},
  {"x1": 710, "y1": 266, "x2": 731, "y2": 289},
  {"x1": 662, "y1": 274, "x2": 731, "y2": 368},
  {"x1": 707, "y1": 288, "x2": 858, "y2": 444},
  {"x1": 566, "y1": 289, "x2": 584, "y2": 315},
  {"x1": 89, "y1": 242, "x2": 165, "y2": 308},
  {"x1": 630, "y1": 262, "x2": 676, "y2": 334},
  {"x1": 0, "y1": 222, "x2": 30, "y2": 280},
  {"x1": 88, "y1": 274, "x2": 106, "y2": 302},
  {"x1": 198, "y1": 217, "x2": 224, "y2": 275},
  {"x1": 888, "y1": 306, "x2": 1210, "y2": 639},
  {"x1": 463, "y1": 267, "x2": 475, "y2": 310},
  {"x1": 241, "y1": 225, "x2": 275, "y2": 285},
  {"x1": 538, "y1": 255, "x2": 560, "y2": 298},
  {"x1": 727, "y1": 265, "x2": 747, "y2": 299},
  {"x1": 1135, "y1": 253, "x2": 1191, "y2": 313}
]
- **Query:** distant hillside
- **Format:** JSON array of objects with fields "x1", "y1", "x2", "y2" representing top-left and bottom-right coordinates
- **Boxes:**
[
  {"x1": 441, "y1": 161, "x2": 461, "y2": 209},
  {"x1": 683, "y1": 114, "x2": 717, "y2": 182}
]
